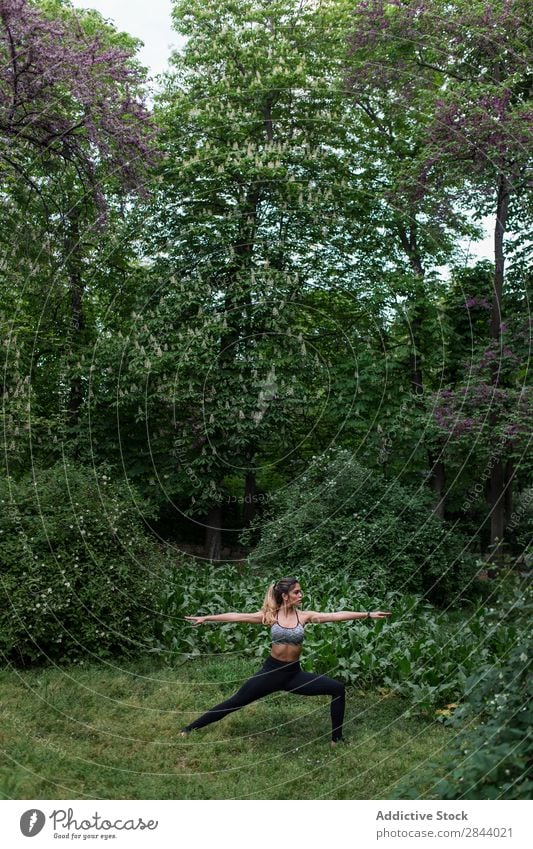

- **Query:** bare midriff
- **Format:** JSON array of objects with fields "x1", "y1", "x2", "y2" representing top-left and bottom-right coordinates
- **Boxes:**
[{"x1": 270, "y1": 643, "x2": 302, "y2": 662}]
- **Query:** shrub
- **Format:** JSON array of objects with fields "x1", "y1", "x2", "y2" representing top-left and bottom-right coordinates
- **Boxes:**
[
  {"x1": 0, "y1": 464, "x2": 163, "y2": 665},
  {"x1": 241, "y1": 447, "x2": 480, "y2": 603},
  {"x1": 155, "y1": 561, "x2": 528, "y2": 715},
  {"x1": 399, "y1": 581, "x2": 532, "y2": 799}
]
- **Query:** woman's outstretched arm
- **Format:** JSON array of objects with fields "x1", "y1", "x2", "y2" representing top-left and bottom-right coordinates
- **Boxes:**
[
  {"x1": 185, "y1": 611, "x2": 264, "y2": 626},
  {"x1": 302, "y1": 610, "x2": 391, "y2": 624}
]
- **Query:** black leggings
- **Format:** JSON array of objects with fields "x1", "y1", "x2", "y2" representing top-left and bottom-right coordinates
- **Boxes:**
[{"x1": 182, "y1": 655, "x2": 345, "y2": 741}]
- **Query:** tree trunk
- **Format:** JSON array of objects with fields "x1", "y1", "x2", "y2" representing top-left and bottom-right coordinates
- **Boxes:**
[
  {"x1": 205, "y1": 504, "x2": 222, "y2": 561},
  {"x1": 490, "y1": 177, "x2": 509, "y2": 342},
  {"x1": 243, "y1": 470, "x2": 257, "y2": 527},
  {"x1": 487, "y1": 173, "x2": 510, "y2": 562},
  {"x1": 65, "y1": 206, "x2": 84, "y2": 424},
  {"x1": 428, "y1": 448, "x2": 446, "y2": 519},
  {"x1": 504, "y1": 457, "x2": 514, "y2": 530}
]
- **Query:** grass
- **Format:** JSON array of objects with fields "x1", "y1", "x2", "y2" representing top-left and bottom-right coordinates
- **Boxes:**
[{"x1": 0, "y1": 654, "x2": 451, "y2": 800}]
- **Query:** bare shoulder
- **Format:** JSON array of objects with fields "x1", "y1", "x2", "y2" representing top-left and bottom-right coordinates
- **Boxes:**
[{"x1": 299, "y1": 610, "x2": 320, "y2": 625}]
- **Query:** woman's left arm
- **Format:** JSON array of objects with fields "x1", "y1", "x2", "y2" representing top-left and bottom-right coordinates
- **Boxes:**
[{"x1": 302, "y1": 610, "x2": 391, "y2": 624}]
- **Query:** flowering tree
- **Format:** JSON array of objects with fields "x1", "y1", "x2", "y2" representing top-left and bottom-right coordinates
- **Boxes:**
[
  {"x1": 347, "y1": 0, "x2": 532, "y2": 553},
  {"x1": 0, "y1": 0, "x2": 157, "y2": 431},
  {"x1": 345, "y1": 0, "x2": 479, "y2": 515},
  {"x1": 136, "y1": 0, "x2": 364, "y2": 558},
  {"x1": 0, "y1": 0, "x2": 155, "y2": 204}
]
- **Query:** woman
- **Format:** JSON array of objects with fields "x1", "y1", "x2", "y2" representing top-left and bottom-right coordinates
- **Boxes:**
[{"x1": 180, "y1": 576, "x2": 391, "y2": 745}]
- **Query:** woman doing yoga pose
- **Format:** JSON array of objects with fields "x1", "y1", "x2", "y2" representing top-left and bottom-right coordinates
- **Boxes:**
[{"x1": 180, "y1": 577, "x2": 391, "y2": 745}]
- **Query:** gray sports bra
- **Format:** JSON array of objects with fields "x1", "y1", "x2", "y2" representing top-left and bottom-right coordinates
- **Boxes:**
[{"x1": 271, "y1": 609, "x2": 304, "y2": 646}]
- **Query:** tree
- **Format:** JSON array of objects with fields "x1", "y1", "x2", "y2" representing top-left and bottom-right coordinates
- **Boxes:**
[
  {"x1": 136, "y1": 0, "x2": 367, "y2": 558},
  {"x1": 1, "y1": 0, "x2": 157, "y2": 468},
  {"x1": 430, "y1": 262, "x2": 531, "y2": 554},
  {"x1": 345, "y1": 0, "x2": 480, "y2": 515},
  {"x1": 1, "y1": 0, "x2": 154, "y2": 206},
  {"x1": 346, "y1": 0, "x2": 532, "y2": 547}
]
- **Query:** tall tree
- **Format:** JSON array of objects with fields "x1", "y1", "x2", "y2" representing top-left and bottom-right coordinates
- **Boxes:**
[
  {"x1": 139, "y1": 0, "x2": 365, "y2": 557},
  {"x1": 0, "y1": 0, "x2": 157, "y2": 464},
  {"x1": 345, "y1": 1, "x2": 477, "y2": 515},
  {"x1": 0, "y1": 0, "x2": 154, "y2": 203},
  {"x1": 346, "y1": 0, "x2": 531, "y2": 540}
]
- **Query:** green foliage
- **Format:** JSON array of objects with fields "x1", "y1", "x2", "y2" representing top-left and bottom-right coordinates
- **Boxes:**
[
  {"x1": 242, "y1": 447, "x2": 480, "y2": 602},
  {"x1": 154, "y1": 560, "x2": 527, "y2": 715},
  {"x1": 400, "y1": 582, "x2": 532, "y2": 799},
  {"x1": 0, "y1": 464, "x2": 163, "y2": 665},
  {"x1": 2, "y1": 0, "x2": 529, "y2": 567},
  {"x1": 128, "y1": 0, "x2": 381, "y2": 524}
]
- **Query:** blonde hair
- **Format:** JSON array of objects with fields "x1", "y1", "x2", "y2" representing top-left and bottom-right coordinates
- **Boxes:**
[{"x1": 261, "y1": 577, "x2": 299, "y2": 625}]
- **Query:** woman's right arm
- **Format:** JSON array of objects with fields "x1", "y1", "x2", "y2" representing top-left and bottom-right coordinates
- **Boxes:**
[{"x1": 185, "y1": 611, "x2": 264, "y2": 626}]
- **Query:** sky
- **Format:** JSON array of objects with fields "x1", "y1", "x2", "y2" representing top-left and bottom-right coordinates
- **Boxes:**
[
  {"x1": 69, "y1": 0, "x2": 494, "y2": 266},
  {"x1": 70, "y1": 0, "x2": 180, "y2": 81}
]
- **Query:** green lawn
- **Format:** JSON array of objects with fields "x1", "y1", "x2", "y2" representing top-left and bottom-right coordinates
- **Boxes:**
[{"x1": 0, "y1": 655, "x2": 451, "y2": 799}]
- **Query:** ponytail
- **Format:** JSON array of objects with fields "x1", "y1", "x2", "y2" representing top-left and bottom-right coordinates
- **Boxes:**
[
  {"x1": 261, "y1": 583, "x2": 278, "y2": 625},
  {"x1": 261, "y1": 577, "x2": 299, "y2": 625}
]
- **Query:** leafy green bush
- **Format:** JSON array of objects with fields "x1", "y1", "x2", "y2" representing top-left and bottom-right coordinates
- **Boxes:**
[
  {"x1": 0, "y1": 464, "x2": 164, "y2": 665},
  {"x1": 155, "y1": 560, "x2": 527, "y2": 714},
  {"x1": 399, "y1": 583, "x2": 532, "y2": 799},
  {"x1": 241, "y1": 448, "x2": 480, "y2": 603}
]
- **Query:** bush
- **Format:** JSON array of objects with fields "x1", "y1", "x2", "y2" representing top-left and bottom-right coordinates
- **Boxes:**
[
  {"x1": 399, "y1": 581, "x2": 532, "y2": 799},
  {"x1": 154, "y1": 561, "x2": 528, "y2": 715},
  {"x1": 0, "y1": 464, "x2": 163, "y2": 665},
  {"x1": 241, "y1": 447, "x2": 480, "y2": 603}
]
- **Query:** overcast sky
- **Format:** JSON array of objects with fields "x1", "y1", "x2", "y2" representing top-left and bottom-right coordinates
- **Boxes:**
[
  {"x1": 70, "y1": 0, "x2": 179, "y2": 81},
  {"x1": 69, "y1": 0, "x2": 494, "y2": 265}
]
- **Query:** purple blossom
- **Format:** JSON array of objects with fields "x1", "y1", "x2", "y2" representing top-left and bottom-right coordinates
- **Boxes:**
[
  {"x1": 347, "y1": 1, "x2": 531, "y2": 196},
  {"x1": 453, "y1": 418, "x2": 475, "y2": 436},
  {"x1": 463, "y1": 296, "x2": 491, "y2": 310},
  {"x1": 0, "y1": 0, "x2": 159, "y2": 213}
]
